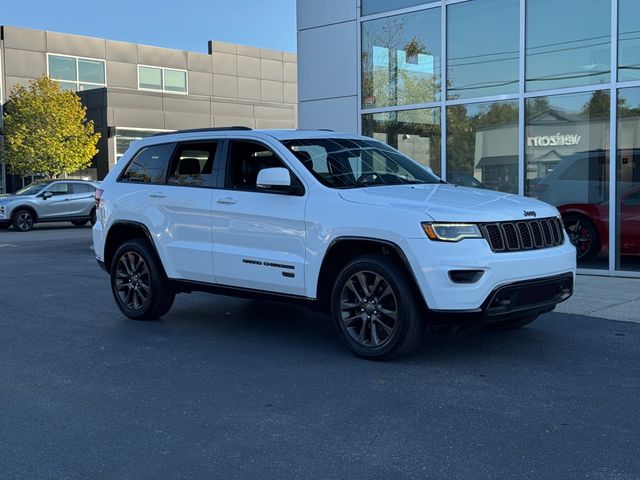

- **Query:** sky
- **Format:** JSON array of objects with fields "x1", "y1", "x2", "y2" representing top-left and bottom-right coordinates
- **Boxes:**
[{"x1": 0, "y1": 0, "x2": 297, "y2": 53}]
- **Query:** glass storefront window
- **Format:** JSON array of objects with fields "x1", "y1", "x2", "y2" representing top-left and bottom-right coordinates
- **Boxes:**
[
  {"x1": 362, "y1": 0, "x2": 436, "y2": 17},
  {"x1": 525, "y1": 91, "x2": 611, "y2": 269},
  {"x1": 361, "y1": 8, "x2": 441, "y2": 109},
  {"x1": 447, "y1": 0, "x2": 519, "y2": 100},
  {"x1": 78, "y1": 58, "x2": 105, "y2": 85},
  {"x1": 362, "y1": 107, "x2": 441, "y2": 175},
  {"x1": 446, "y1": 100, "x2": 519, "y2": 193},
  {"x1": 115, "y1": 128, "x2": 166, "y2": 162},
  {"x1": 618, "y1": 0, "x2": 640, "y2": 82},
  {"x1": 48, "y1": 55, "x2": 76, "y2": 82},
  {"x1": 164, "y1": 69, "x2": 187, "y2": 93},
  {"x1": 139, "y1": 66, "x2": 163, "y2": 91},
  {"x1": 616, "y1": 87, "x2": 640, "y2": 271},
  {"x1": 526, "y1": 0, "x2": 610, "y2": 91}
]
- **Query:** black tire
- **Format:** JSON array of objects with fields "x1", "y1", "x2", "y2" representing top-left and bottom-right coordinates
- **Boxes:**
[
  {"x1": 12, "y1": 209, "x2": 35, "y2": 232},
  {"x1": 71, "y1": 220, "x2": 89, "y2": 227},
  {"x1": 484, "y1": 314, "x2": 539, "y2": 330},
  {"x1": 110, "y1": 238, "x2": 175, "y2": 320},
  {"x1": 331, "y1": 254, "x2": 425, "y2": 360},
  {"x1": 563, "y1": 214, "x2": 600, "y2": 260},
  {"x1": 90, "y1": 208, "x2": 97, "y2": 226}
]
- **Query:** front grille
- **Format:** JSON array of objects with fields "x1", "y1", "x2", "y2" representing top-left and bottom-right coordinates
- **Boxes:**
[
  {"x1": 487, "y1": 273, "x2": 573, "y2": 316},
  {"x1": 481, "y1": 217, "x2": 564, "y2": 252}
]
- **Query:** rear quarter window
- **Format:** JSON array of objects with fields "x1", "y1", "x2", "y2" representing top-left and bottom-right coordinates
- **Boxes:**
[{"x1": 120, "y1": 143, "x2": 175, "y2": 184}]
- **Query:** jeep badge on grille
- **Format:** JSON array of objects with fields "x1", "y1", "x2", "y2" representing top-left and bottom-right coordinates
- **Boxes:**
[{"x1": 523, "y1": 210, "x2": 537, "y2": 217}]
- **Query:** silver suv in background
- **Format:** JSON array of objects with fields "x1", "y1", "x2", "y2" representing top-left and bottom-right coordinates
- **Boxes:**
[{"x1": 0, "y1": 180, "x2": 99, "y2": 231}]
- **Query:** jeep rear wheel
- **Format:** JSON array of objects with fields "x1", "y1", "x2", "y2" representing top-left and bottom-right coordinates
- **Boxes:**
[
  {"x1": 110, "y1": 239, "x2": 175, "y2": 320},
  {"x1": 331, "y1": 254, "x2": 425, "y2": 360}
]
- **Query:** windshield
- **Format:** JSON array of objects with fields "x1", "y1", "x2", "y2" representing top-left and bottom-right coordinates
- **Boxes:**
[
  {"x1": 281, "y1": 138, "x2": 441, "y2": 189},
  {"x1": 15, "y1": 182, "x2": 50, "y2": 196}
]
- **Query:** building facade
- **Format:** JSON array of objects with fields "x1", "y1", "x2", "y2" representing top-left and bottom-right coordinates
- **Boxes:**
[
  {"x1": 0, "y1": 26, "x2": 298, "y2": 192},
  {"x1": 297, "y1": 0, "x2": 640, "y2": 276}
]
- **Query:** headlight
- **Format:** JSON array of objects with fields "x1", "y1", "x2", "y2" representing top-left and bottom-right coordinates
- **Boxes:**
[{"x1": 421, "y1": 222, "x2": 483, "y2": 242}]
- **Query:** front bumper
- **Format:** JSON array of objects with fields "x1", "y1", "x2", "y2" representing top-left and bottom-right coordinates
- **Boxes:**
[{"x1": 428, "y1": 273, "x2": 573, "y2": 326}]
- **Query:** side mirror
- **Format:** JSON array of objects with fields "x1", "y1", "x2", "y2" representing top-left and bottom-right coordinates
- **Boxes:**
[
  {"x1": 42, "y1": 191, "x2": 53, "y2": 200},
  {"x1": 256, "y1": 167, "x2": 293, "y2": 193}
]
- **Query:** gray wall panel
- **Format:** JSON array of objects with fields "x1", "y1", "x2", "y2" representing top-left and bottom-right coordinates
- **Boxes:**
[
  {"x1": 188, "y1": 71, "x2": 214, "y2": 96},
  {"x1": 106, "y1": 61, "x2": 138, "y2": 89},
  {"x1": 137, "y1": 45, "x2": 187, "y2": 69},
  {"x1": 46, "y1": 31, "x2": 106, "y2": 58},
  {"x1": 3, "y1": 49, "x2": 46, "y2": 78},
  {"x1": 106, "y1": 40, "x2": 138, "y2": 63},
  {"x1": 163, "y1": 95, "x2": 211, "y2": 115},
  {"x1": 188, "y1": 52, "x2": 213, "y2": 73},
  {"x1": 2, "y1": 27, "x2": 46, "y2": 52},
  {"x1": 297, "y1": 0, "x2": 357, "y2": 31}
]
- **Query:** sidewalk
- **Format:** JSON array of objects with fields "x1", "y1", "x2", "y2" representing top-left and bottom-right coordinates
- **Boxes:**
[{"x1": 555, "y1": 274, "x2": 640, "y2": 323}]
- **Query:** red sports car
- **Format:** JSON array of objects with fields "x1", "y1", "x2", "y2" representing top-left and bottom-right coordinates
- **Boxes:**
[{"x1": 558, "y1": 186, "x2": 640, "y2": 260}]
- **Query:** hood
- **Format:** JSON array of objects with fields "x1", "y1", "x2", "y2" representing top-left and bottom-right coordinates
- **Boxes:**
[{"x1": 338, "y1": 184, "x2": 559, "y2": 222}]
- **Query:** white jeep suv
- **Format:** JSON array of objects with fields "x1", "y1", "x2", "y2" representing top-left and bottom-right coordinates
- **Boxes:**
[{"x1": 93, "y1": 128, "x2": 576, "y2": 360}]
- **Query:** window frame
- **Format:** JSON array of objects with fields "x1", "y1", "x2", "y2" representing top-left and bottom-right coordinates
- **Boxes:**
[
  {"x1": 219, "y1": 139, "x2": 306, "y2": 196},
  {"x1": 165, "y1": 140, "x2": 224, "y2": 189},
  {"x1": 137, "y1": 64, "x2": 188, "y2": 95},
  {"x1": 117, "y1": 142, "x2": 177, "y2": 185},
  {"x1": 46, "y1": 53, "x2": 107, "y2": 91}
]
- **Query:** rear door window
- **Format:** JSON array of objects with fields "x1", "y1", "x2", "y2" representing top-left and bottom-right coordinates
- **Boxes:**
[
  {"x1": 167, "y1": 142, "x2": 219, "y2": 187},
  {"x1": 120, "y1": 143, "x2": 175, "y2": 184}
]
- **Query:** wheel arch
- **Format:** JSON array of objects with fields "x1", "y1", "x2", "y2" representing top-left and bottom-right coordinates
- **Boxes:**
[
  {"x1": 11, "y1": 205, "x2": 39, "y2": 223},
  {"x1": 315, "y1": 236, "x2": 426, "y2": 314},
  {"x1": 103, "y1": 221, "x2": 162, "y2": 275}
]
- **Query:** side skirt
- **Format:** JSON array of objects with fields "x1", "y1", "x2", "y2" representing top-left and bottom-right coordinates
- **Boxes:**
[{"x1": 169, "y1": 279, "x2": 322, "y2": 312}]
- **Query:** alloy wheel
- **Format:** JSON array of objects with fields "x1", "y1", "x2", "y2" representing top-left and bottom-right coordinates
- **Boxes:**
[
  {"x1": 17, "y1": 212, "x2": 34, "y2": 231},
  {"x1": 340, "y1": 270, "x2": 398, "y2": 348},
  {"x1": 565, "y1": 218, "x2": 593, "y2": 259},
  {"x1": 115, "y1": 252, "x2": 151, "y2": 310}
]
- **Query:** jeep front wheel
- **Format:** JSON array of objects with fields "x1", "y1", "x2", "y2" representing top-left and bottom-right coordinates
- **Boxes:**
[
  {"x1": 110, "y1": 239, "x2": 175, "y2": 320},
  {"x1": 331, "y1": 254, "x2": 425, "y2": 360}
]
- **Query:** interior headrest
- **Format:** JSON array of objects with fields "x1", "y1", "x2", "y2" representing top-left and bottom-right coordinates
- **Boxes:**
[{"x1": 178, "y1": 158, "x2": 202, "y2": 175}]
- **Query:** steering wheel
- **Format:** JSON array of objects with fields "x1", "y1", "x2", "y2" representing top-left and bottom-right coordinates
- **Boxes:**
[{"x1": 355, "y1": 172, "x2": 381, "y2": 184}]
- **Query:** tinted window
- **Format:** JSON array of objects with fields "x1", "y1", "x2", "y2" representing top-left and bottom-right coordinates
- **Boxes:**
[
  {"x1": 167, "y1": 142, "x2": 218, "y2": 187},
  {"x1": 165, "y1": 69, "x2": 187, "y2": 93},
  {"x1": 282, "y1": 138, "x2": 440, "y2": 189},
  {"x1": 447, "y1": 0, "x2": 519, "y2": 100},
  {"x1": 139, "y1": 66, "x2": 163, "y2": 90},
  {"x1": 361, "y1": 8, "x2": 441, "y2": 108},
  {"x1": 47, "y1": 183, "x2": 72, "y2": 195},
  {"x1": 71, "y1": 183, "x2": 95, "y2": 193},
  {"x1": 226, "y1": 141, "x2": 295, "y2": 192},
  {"x1": 48, "y1": 55, "x2": 76, "y2": 82},
  {"x1": 526, "y1": 0, "x2": 610, "y2": 91},
  {"x1": 361, "y1": 0, "x2": 436, "y2": 16},
  {"x1": 78, "y1": 59, "x2": 105, "y2": 84},
  {"x1": 121, "y1": 144, "x2": 174, "y2": 184},
  {"x1": 619, "y1": 0, "x2": 640, "y2": 81}
]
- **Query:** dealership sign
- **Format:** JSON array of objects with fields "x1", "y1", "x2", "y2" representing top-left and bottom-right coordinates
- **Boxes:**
[{"x1": 527, "y1": 133, "x2": 582, "y2": 147}]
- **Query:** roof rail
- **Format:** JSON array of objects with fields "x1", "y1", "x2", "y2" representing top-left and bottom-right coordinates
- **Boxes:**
[{"x1": 152, "y1": 126, "x2": 252, "y2": 137}]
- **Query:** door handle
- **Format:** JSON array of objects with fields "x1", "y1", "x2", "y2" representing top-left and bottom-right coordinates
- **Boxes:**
[
  {"x1": 149, "y1": 192, "x2": 166, "y2": 199},
  {"x1": 216, "y1": 197, "x2": 237, "y2": 205}
]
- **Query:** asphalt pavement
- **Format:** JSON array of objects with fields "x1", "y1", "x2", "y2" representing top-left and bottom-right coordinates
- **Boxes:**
[{"x1": 0, "y1": 224, "x2": 639, "y2": 480}]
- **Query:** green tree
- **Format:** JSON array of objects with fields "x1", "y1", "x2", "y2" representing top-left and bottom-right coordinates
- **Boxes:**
[{"x1": 2, "y1": 76, "x2": 100, "y2": 178}]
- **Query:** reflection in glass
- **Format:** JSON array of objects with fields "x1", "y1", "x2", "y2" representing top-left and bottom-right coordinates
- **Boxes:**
[
  {"x1": 48, "y1": 55, "x2": 76, "y2": 82},
  {"x1": 447, "y1": 0, "x2": 519, "y2": 100},
  {"x1": 115, "y1": 128, "x2": 163, "y2": 162},
  {"x1": 446, "y1": 100, "x2": 519, "y2": 193},
  {"x1": 361, "y1": 0, "x2": 436, "y2": 16},
  {"x1": 362, "y1": 107, "x2": 441, "y2": 175},
  {"x1": 164, "y1": 69, "x2": 187, "y2": 93},
  {"x1": 361, "y1": 8, "x2": 441, "y2": 109},
  {"x1": 138, "y1": 66, "x2": 163, "y2": 90},
  {"x1": 525, "y1": 91, "x2": 610, "y2": 269},
  {"x1": 526, "y1": 0, "x2": 610, "y2": 91},
  {"x1": 617, "y1": 88, "x2": 640, "y2": 271},
  {"x1": 619, "y1": 0, "x2": 640, "y2": 82},
  {"x1": 78, "y1": 59, "x2": 105, "y2": 84}
]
